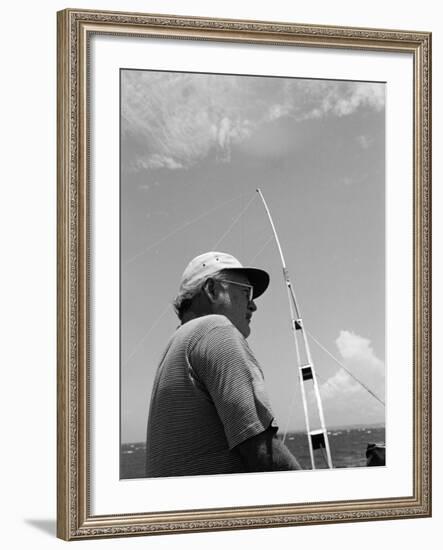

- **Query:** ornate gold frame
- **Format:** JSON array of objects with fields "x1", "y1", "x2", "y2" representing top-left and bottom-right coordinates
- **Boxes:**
[{"x1": 57, "y1": 8, "x2": 431, "y2": 540}]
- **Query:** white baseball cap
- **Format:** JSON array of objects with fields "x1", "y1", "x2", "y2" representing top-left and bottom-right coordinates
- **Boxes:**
[{"x1": 179, "y1": 251, "x2": 270, "y2": 299}]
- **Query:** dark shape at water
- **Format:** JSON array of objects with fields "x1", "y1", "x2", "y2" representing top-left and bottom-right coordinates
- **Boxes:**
[
  {"x1": 366, "y1": 443, "x2": 386, "y2": 466},
  {"x1": 24, "y1": 519, "x2": 57, "y2": 537}
]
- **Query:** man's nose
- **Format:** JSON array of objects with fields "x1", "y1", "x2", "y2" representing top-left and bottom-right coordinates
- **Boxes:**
[{"x1": 248, "y1": 300, "x2": 257, "y2": 312}]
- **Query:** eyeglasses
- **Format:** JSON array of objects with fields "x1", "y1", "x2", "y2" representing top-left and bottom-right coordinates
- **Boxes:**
[{"x1": 219, "y1": 279, "x2": 254, "y2": 303}]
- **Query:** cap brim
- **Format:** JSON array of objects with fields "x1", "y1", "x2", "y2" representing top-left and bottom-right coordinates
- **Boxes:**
[{"x1": 222, "y1": 267, "x2": 270, "y2": 299}]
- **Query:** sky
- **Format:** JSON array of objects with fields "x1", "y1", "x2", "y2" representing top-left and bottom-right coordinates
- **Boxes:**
[{"x1": 120, "y1": 69, "x2": 386, "y2": 444}]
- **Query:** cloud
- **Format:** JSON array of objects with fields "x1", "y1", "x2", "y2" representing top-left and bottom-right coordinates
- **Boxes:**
[
  {"x1": 327, "y1": 82, "x2": 385, "y2": 117},
  {"x1": 309, "y1": 330, "x2": 385, "y2": 425},
  {"x1": 266, "y1": 102, "x2": 293, "y2": 122},
  {"x1": 357, "y1": 135, "x2": 373, "y2": 149},
  {"x1": 264, "y1": 80, "x2": 385, "y2": 123},
  {"x1": 336, "y1": 330, "x2": 383, "y2": 365},
  {"x1": 335, "y1": 331, "x2": 385, "y2": 398},
  {"x1": 121, "y1": 71, "x2": 385, "y2": 172},
  {"x1": 136, "y1": 155, "x2": 184, "y2": 171}
]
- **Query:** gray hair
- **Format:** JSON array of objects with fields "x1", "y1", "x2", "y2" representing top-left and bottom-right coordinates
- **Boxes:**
[{"x1": 173, "y1": 270, "x2": 227, "y2": 321}]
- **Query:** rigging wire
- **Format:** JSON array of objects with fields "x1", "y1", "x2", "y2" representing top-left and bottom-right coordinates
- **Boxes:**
[
  {"x1": 281, "y1": 361, "x2": 380, "y2": 442},
  {"x1": 282, "y1": 388, "x2": 298, "y2": 444},
  {"x1": 279, "y1": 329, "x2": 384, "y2": 439}
]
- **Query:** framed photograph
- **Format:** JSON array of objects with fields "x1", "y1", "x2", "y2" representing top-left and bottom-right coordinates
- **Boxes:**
[{"x1": 57, "y1": 8, "x2": 431, "y2": 540}]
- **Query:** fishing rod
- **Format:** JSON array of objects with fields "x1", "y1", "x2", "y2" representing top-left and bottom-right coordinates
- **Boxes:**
[{"x1": 256, "y1": 188, "x2": 333, "y2": 470}]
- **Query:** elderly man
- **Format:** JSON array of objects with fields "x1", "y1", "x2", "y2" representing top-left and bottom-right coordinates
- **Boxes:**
[{"x1": 145, "y1": 251, "x2": 302, "y2": 477}]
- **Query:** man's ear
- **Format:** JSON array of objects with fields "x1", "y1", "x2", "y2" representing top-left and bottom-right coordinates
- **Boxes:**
[{"x1": 203, "y1": 278, "x2": 217, "y2": 303}]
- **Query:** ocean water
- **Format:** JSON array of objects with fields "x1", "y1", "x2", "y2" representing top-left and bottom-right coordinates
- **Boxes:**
[{"x1": 120, "y1": 426, "x2": 385, "y2": 479}]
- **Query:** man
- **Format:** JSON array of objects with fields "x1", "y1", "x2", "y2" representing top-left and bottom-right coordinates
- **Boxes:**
[{"x1": 145, "y1": 251, "x2": 302, "y2": 477}]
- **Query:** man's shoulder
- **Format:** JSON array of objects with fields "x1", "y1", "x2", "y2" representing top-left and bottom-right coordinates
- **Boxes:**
[
  {"x1": 176, "y1": 315, "x2": 241, "y2": 351},
  {"x1": 186, "y1": 314, "x2": 232, "y2": 333}
]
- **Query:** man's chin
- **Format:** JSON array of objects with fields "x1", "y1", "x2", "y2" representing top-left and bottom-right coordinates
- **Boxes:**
[
  {"x1": 241, "y1": 324, "x2": 251, "y2": 339},
  {"x1": 223, "y1": 314, "x2": 250, "y2": 338},
  {"x1": 232, "y1": 322, "x2": 250, "y2": 339}
]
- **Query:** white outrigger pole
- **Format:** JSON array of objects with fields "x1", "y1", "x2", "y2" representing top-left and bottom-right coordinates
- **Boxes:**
[{"x1": 256, "y1": 189, "x2": 333, "y2": 469}]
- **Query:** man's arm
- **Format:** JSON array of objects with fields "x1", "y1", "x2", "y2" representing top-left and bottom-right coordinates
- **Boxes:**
[{"x1": 235, "y1": 427, "x2": 303, "y2": 471}]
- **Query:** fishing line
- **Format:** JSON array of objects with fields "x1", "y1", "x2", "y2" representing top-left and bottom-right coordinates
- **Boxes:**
[
  {"x1": 306, "y1": 329, "x2": 385, "y2": 407},
  {"x1": 123, "y1": 193, "x2": 256, "y2": 365},
  {"x1": 122, "y1": 305, "x2": 172, "y2": 367},
  {"x1": 125, "y1": 193, "x2": 246, "y2": 266},
  {"x1": 211, "y1": 192, "x2": 257, "y2": 249},
  {"x1": 249, "y1": 235, "x2": 274, "y2": 264}
]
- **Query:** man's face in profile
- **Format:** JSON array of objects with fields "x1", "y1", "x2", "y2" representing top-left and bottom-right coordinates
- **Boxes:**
[{"x1": 213, "y1": 273, "x2": 257, "y2": 338}]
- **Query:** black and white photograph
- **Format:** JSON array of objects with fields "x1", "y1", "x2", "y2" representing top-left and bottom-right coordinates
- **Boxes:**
[
  {"x1": 1, "y1": 0, "x2": 439, "y2": 547},
  {"x1": 120, "y1": 69, "x2": 386, "y2": 479},
  {"x1": 52, "y1": 5, "x2": 432, "y2": 542}
]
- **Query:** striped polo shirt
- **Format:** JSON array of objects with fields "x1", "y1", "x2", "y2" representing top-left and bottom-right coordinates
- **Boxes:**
[{"x1": 145, "y1": 314, "x2": 277, "y2": 477}]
